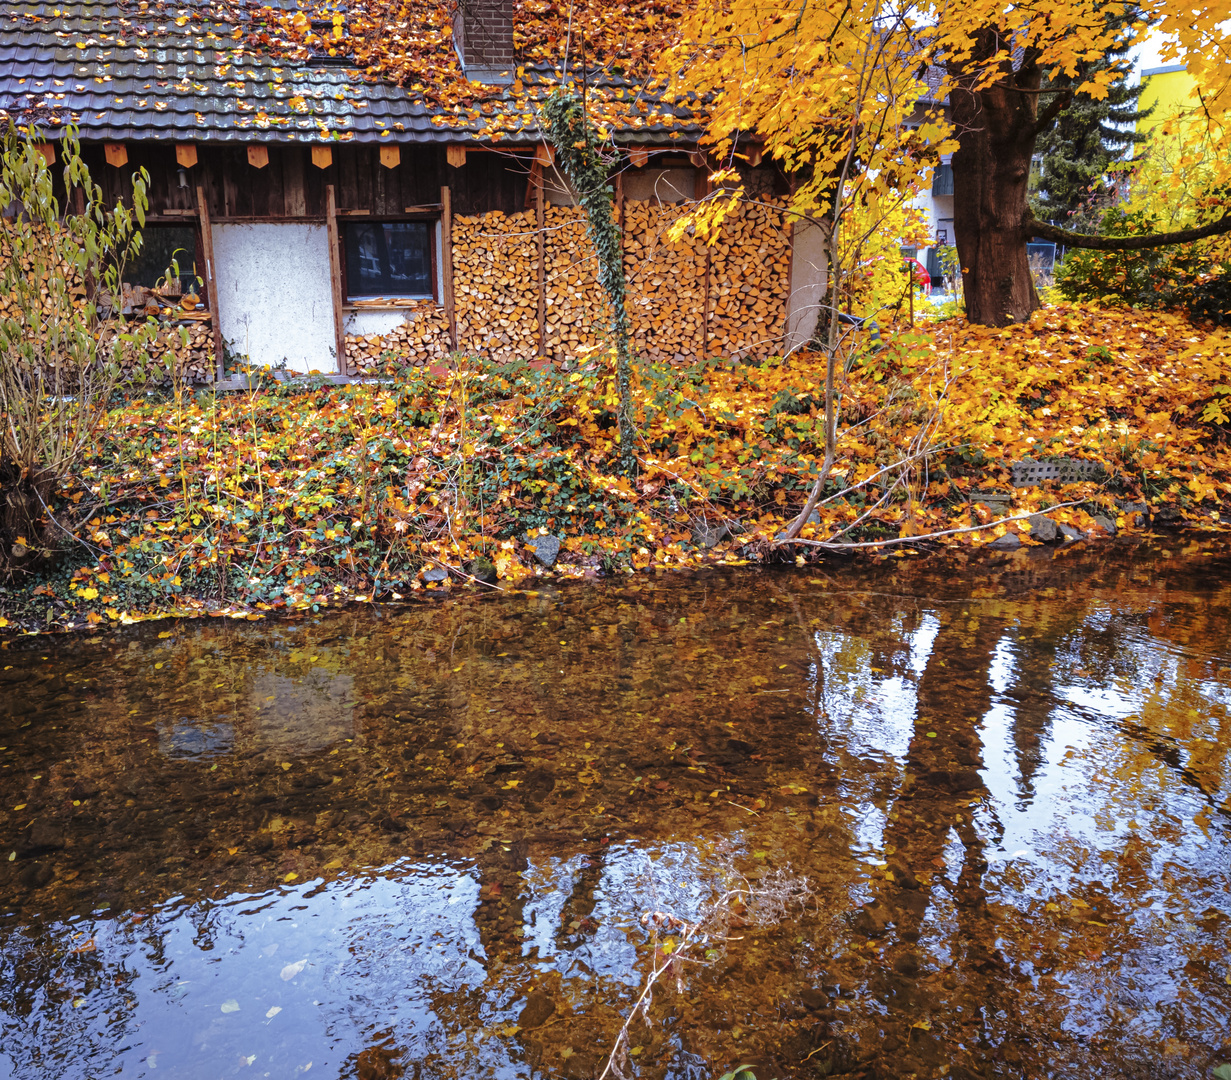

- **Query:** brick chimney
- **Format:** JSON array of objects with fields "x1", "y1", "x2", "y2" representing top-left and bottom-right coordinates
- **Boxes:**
[{"x1": 453, "y1": 0, "x2": 515, "y2": 83}]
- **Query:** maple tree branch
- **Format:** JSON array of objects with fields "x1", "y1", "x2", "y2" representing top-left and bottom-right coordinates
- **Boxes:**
[
  {"x1": 1022, "y1": 212, "x2": 1231, "y2": 250},
  {"x1": 1030, "y1": 89, "x2": 1073, "y2": 139}
]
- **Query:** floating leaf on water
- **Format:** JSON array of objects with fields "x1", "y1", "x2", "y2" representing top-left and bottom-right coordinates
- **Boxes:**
[
  {"x1": 281, "y1": 959, "x2": 308, "y2": 981},
  {"x1": 221, "y1": 999, "x2": 240, "y2": 1013},
  {"x1": 266, "y1": 1006, "x2": 282, "y2": 1019}
]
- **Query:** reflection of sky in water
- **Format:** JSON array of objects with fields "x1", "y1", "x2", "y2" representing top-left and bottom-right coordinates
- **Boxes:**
[
  {"x1": 4, "y1": 561, "x2": 1231, "y2": 1079},
  {"x1": 0, "y1": 863, "x2": 492, "y2": 1080},
  {"x1": 0, "y1": 844, "x2": 753, "y2": 1080}
]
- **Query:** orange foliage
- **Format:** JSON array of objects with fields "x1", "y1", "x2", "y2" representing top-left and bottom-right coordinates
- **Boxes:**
[{"x1": 4, "y1": 301, "x2": 1230, "y2": 633}]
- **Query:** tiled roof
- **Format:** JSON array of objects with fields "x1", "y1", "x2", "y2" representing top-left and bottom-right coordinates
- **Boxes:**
[{"x1": 0, "y1": 0, "x2": 700, "y2": 145}]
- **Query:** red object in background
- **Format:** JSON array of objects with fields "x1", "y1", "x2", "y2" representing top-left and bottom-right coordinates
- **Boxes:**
[{"x1": 906, "y1": 258, "x2": 931, "y2": 293}]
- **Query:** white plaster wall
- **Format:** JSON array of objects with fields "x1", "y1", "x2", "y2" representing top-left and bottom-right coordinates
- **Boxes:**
[
  {"x1": 345, "y1": 310, "x2": 409, "y2": 336},
  {"x1": 212, "y1": 223, "x2": 337, "y2": 374},
  {"x1": 785, "y1": 218, "x2": 828, "y2": 354}
]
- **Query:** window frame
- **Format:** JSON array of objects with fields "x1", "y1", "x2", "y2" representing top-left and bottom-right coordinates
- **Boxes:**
[
  {"x1": 340, "y1": 215, "x2": 439, "y2": 304},
  {"x1": 122, "y1": 221, "x2": 206, "y2": 294},
  {"x1": 113, "y1": 220, "x2": 210, "y2": 315}
]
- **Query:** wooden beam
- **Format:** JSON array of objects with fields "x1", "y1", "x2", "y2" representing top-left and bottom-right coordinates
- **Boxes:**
[
  {"x1": 247, "y1": 145, "x2": 270, "y2": 169},
  {"x1": 325, "y1": 184, "x2": 347, "y2": 375},
  {"x1": 440, "y1": 185, "x2": 456, "y2": 349},
  {"x1": 35, "y1": 143, "x2": 54, "y2": 166},
  {"x1": 312, "y1": 146, "x2": 333, "y2": 170},
  {"x1": 628, "y1": 148, "x2": 648, "y2": 169},
  {"x1": 176, "y1": 143, "x2": 198, "y2": 169},
  {"x1": 380, "y1": 144, "x2": 400, "y2": 169},
  {"x1": 104, "y1": 143, "x2": 127, "y2": 168},
  {"x1": 524, "y1": 159, "x2": 542, "y2": 209},
  {"x1": 195, "y1": 185, "x2": 224, "y2": 382},
  {"x1": 402, "y1": 202, "x2": 444, "y2": 214},
  {"x1": 536, "y1": 179, "x2": 545, "y2": 358},
  {"x1": 446, "y1": 145, "x2": 467, "y2": 168}
]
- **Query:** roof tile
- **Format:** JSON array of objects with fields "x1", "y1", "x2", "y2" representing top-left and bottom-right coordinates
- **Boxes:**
[{"x1": 0, "y1": 0, "x2": 700, "y2": 144}]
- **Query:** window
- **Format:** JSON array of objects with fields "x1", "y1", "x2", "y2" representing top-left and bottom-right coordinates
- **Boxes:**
[
  {"x1": 931, "y1": 161, "x2": 954, "y2": 197},
  {"x1": 343, "y1": 221, "x2": 433, "y2": 299},
  {"x1": 124, "y1": 225, "x2": 198, "y2": 291}
]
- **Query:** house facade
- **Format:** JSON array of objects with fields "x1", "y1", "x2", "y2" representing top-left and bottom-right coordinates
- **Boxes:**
[{"x1": 0, "y1": 0, "x2": 826, "y2": 379}]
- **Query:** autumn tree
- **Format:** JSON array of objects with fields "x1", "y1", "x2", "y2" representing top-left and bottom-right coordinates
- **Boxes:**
[
  {"x1": 661, "y1": 1, "x2": 950, "y2": 538},
  {"x1": 0, "y1": 127, "x2": 163, "y2": 573},
  {"x1": 662, "y1": 0, "x2": 1231, "y2": 328}
]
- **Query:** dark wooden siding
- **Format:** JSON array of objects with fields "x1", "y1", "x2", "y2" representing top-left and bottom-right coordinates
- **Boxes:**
[{"x1": 79, "y1": 142, "x2": 535, "y2": 220}]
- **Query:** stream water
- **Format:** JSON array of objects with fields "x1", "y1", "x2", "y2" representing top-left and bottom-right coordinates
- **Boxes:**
[{"x1": 1, "y1": 542, "x2": 1229, "y2": 1080}]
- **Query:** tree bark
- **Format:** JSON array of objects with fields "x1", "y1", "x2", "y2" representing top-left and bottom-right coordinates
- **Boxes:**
[{"x1": 948, "y1": 33, "x2": 1047, "y2": 327}]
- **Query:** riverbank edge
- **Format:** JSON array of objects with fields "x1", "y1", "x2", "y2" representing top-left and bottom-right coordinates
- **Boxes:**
[{"x1": 2, "y1": 524, "x2": 1224, "y2": 638}]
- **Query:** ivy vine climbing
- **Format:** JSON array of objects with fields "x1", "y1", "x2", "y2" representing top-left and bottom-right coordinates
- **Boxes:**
[{"x1": 541, "y1": 90, "x2": 636, "y2": 475}]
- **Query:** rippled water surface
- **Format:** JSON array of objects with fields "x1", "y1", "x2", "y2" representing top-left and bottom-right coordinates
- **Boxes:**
[{"x1": 2, "y1": 544, "x2": 1230, "y2": 1080}]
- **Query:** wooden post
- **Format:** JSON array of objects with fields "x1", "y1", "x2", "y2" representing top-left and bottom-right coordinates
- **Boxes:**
[
  {"x1": 325, "y1": 184, "x2": 347, "y2": 375},
  {"x1": 440, "y1": 185, "x2": 456, "y2": 350},
  {"x1": 615, "y1": 170, "x2": 624, "y2": 230},
  {"x1": 536, "y1": 180, "x2": 546, "y2": 358},
  {"x1": 699, "y1": 171, "x2": 712, "y2": 362},
  {"x1": 195, "y1": 185, "x2": 224, "y2": 381}
]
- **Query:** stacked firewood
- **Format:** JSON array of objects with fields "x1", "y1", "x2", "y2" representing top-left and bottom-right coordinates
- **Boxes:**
[
  {"x1": 343, "y1": 303, "x2": 454, "y2": 375},
  {"x1": 622, "y1": 201, "x2": 707, "y2": 364},
  {"x1": 707, "y1": 199, "x2": 792, "y2": 359},
  {"x1": 452, "y1": 210, "x2": 540, "y2": 361},
  {"x1": 544, "y1": 205, "x2": 609, "y2": 360},
  {"x1": 0, "y1": 220, "x2": 87, "y2": 320},
  {"x1": 144, "y1": 321, "x2": 216, "y2": 384},
  {"x1": 104, "y1": 319, "x2": 216, "y2": 385},
  {"x1": 3, "y1": 221, "x2": 215, "y2": 384}
]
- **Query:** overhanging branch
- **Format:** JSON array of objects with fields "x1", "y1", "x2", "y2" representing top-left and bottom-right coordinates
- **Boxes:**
[{"x1": 1023, "y1": 212, "x2": 1231, "y2": 250}]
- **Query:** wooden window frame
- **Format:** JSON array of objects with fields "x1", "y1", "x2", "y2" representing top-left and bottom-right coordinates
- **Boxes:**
[{"x1": 338, "y1": 215, "x2": 440, "y2": 305}]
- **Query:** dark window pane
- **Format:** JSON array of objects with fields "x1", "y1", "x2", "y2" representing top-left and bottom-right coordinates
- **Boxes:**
[
  {"x1": 931, "y1": 161, "x2": 954, "y2": 197},
  {"x1": 344, "y1": 221, "x2": 432, "y2": 298},
  {"x1": 124, "y1": 226, "x2": 198, "y2": 291}
]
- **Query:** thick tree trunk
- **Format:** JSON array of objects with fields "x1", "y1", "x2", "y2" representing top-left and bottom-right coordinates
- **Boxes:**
[{"x1": 948, "y1": 36, "x2": 1048, "y2": 327}]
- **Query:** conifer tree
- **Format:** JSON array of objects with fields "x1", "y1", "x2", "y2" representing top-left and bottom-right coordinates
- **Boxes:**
[{"x1": 1031, "y1": 7, "x2": 1154, "y2": 230}]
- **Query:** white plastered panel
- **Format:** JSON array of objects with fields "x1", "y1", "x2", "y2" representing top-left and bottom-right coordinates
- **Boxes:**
[{"x1": 212, "y1": 223, "x2": 337, "y2": 374}]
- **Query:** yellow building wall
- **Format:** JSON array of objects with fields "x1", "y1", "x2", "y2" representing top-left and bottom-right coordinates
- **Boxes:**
[{"x1": 1137, "y1": 66, "x2": 1199, "y2": 134}]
